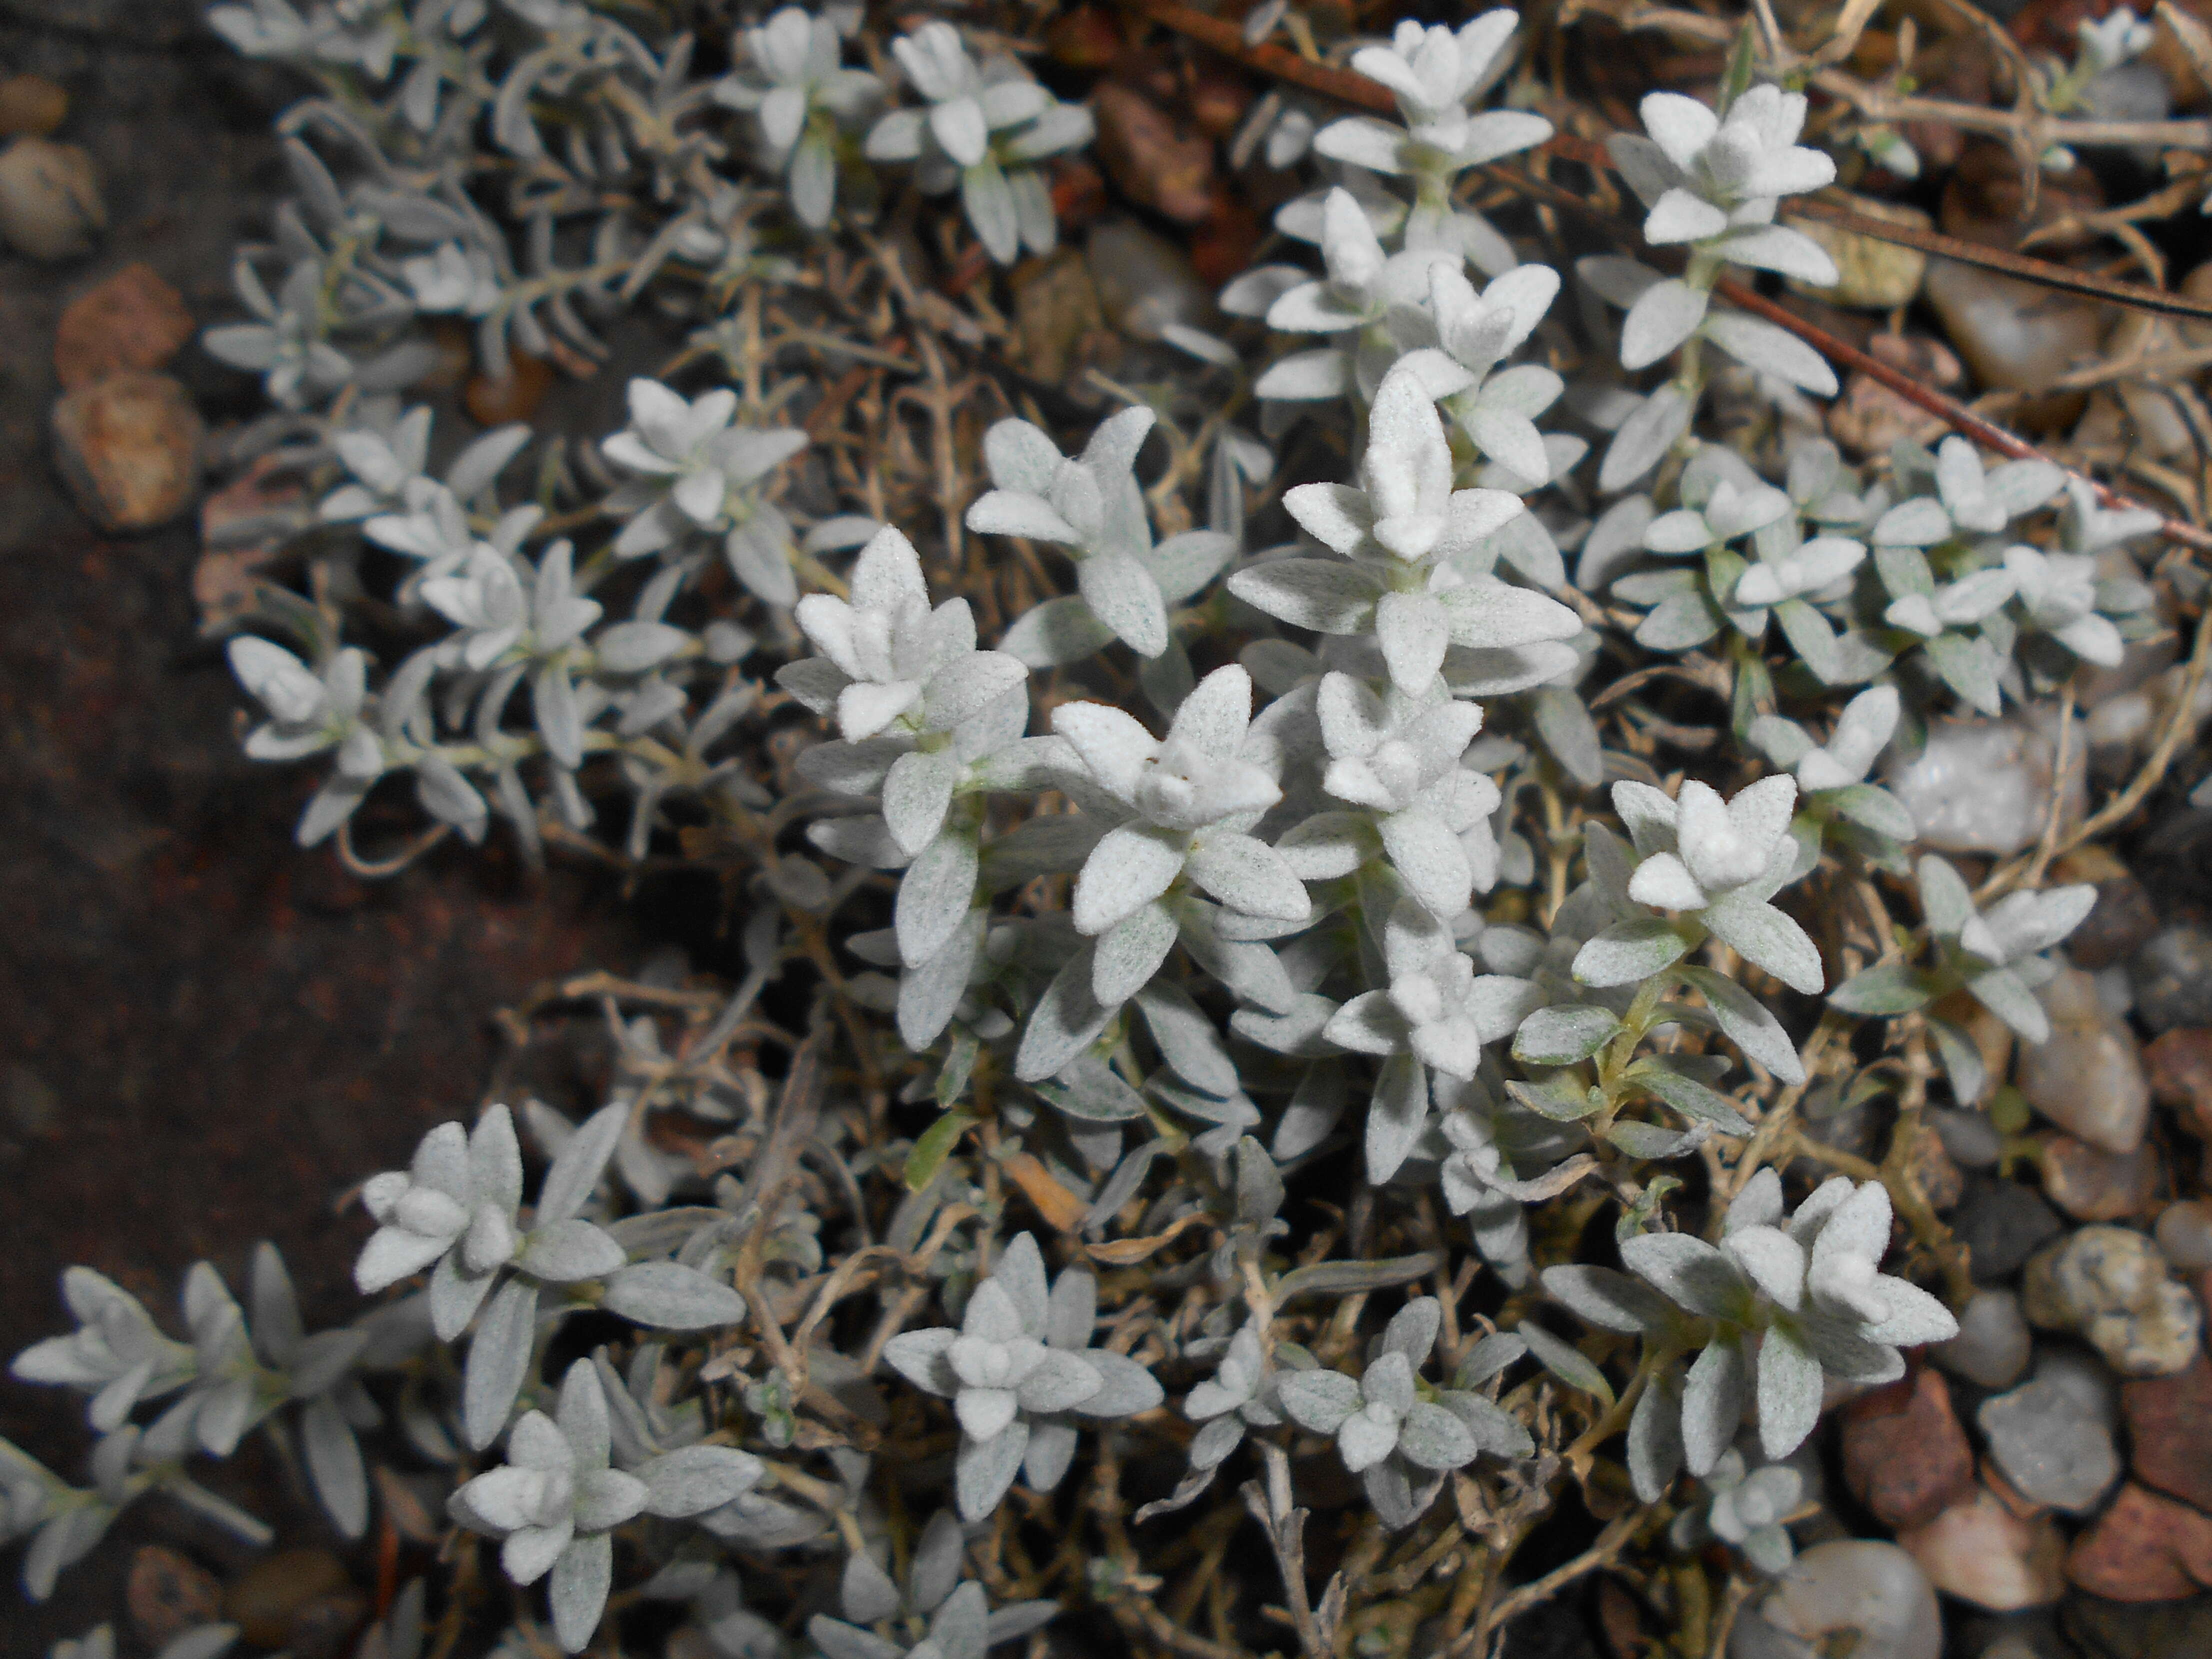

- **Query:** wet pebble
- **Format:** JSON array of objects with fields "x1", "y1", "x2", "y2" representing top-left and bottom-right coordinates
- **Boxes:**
[
  {"x1": 1977, "y1": 1375, "x2": 2120, "y2": 1514},
  {"x1": 1936, "y1": 1289, "x2": 2034, "y2": 1390},
  {"x1": 2128, "y1": 928, "x2": 2212, "y2": 1034},
  {"x1": 1738, "y1": 1540, "x2": 1942, "y2": 1659},
  {"x1": 1956, "y1": 1178, "x2": 2066, "y2": 1284},
  {"x1": 2022, "y1": 1225, "x2": 2201, "y2": 1376},
  {"x1": 2015, "y1": 968, "x2": 2150, "y2": 1154}
]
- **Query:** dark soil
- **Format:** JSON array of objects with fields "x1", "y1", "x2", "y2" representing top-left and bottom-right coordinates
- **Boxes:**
[{"x1": 0, "y1": 5, "x2": 637, "y2": 1648}]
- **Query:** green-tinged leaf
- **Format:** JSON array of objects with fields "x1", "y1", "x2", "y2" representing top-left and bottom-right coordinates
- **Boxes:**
[
  {"x1": 1624, "y1": 1058, "x2": 1754, "y2": 1136},
  {"x1": 1828, "y1": 962, "x2": 1938, "y2": 1016},
  {"x1": 1517, "y1": 1322, "x2": 1615, "y2": 1408},
  {"x1": 1604, "y1": 1119, "x2": 1709, "y2": 1159},
  {"x1": 1506, "y1": 1074, "x2": 1606, "y2": 1122},
  {"x1": 1274, "y1": 1252, "x2": 1446, "y2": 1302},
  {"x1": 1513, "y1": 1005, "x2": 1622, "y2": 1066},
  {"x1": 936, "y1": 1029, "x2": 980, "y2": 1110},
  {"x1": 905, "y1": 1112, "x2": 976, "y2": 1192}
]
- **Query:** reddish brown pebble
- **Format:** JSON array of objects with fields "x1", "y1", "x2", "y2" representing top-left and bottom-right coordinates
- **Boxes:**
[
  {"x1": 54, "y1": 262, "x2": 194, "y2": 388},
  {"x1": 0, "y1": 74, "x2": 66, "y2": 138},
  {"x1": 2066, "y1": 1483, "x2": 2212, "y2": 1602},
  {"x1": 1841, "y1": 1367, "x2": 1978, "y2": 1530},
  {"x1": 128, "y1": 1546, "x2": 220, "y2": 1645},
  {"x1": 224, "y1": 1548, "x2": 354, "y2": 1648},
  {"x1": 464, "y1": 350, "x2": 553, "y2": 424},
  {"x1": 2145, "y1": 1028, "x2": 2212, "y2": 1138},
  {"x1": 2042, "y1": 1136, "x2": 2162, "y2": 1221},
  {"x1": 50, "y1": 370, "x2": 202, "y2": 532},
  {"x1": 1090, "y1": 80, "x2": 1214, "y2": 224},
  {"x1": 2068, "y1": 875, "x2": 2163, "y2": 970},
  {"x1": 2122, "y1": 1353, "x2": 2212, "y2": 1514},
  {"x1": 1045, "y1": 4, "x2": 1122, "y2": 69}
]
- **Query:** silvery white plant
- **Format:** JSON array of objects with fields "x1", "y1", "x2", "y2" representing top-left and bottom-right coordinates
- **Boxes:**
[
  {"x1": 715, "y1": 6, "x2": 883, "y2": 228},
  {"x1": 1671, "y1": 1446, "x2": 1804, "y2": 1572},
  {"x1": 863, "y1": 22, "x2": 1093, "y2": 264},
  {"x1": 1548, "y1": 1172, "x2": 1957, "y2": 1500},
  {"x1": 882, "y1": 1236, "x2": 1162, "y2": 1520},
  {"x1": 814, "y1": 1507, "x2": 1058, "y2": 1659}
]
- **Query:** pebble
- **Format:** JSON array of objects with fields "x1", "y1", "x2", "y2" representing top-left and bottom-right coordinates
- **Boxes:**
[
  {"x1": 1827, "y1": 334, "x2": 1958, "y2": 459},
  {"x1": 1976, "y1": 1376, "x2": 2120, "y2": 1514},
  {"x1": 127, "y1": 1546, "x2": 220, "y2": 1646},
  {"x1": 50, "y1": 370, "x2": 203, "y2": 533},
  {"x1": 224, "y1": 1548, "x2": 360, "y2": 1650},
  {"x1": 1744, "y1": 1540, "x2": 1943, "y2": 1659},
  {"x1": 1086, "y1": 218, "x2": 1214, "y2": 343},
  {"x1": 2144, "y1": 1028, "x2": 2212, "y2": 1140},
  {"x1": 1931, "y1": 1107, "x2": 2004, "y2": 1170},
  {"x1": 2032, "y1": 1347, "x2": 2120, "y2": 1430},
  {"x1": 2042, "y1": 1136, "x2": 2162, "y2": 1222},
  {"x1": 1936, "y1": 1290, "x2": 2034, "y2": 1390},
  {"x1": 2060, "y1": 1592, "x2": 2212, "y2": 1659},
  {"x1": 0, "y1": 135, "x2": 102, "y2": 260},
  {"x1": 1841, "y1": 1368, "x2": 1977, "y2": 1529},
  {"x1": 0, "y1": 74, "x2": 66, "y2": 138},
  {"x1": 1008, "y1": 248, "x2": 1108, "y2": 385},
  {"x1": 2015, "y1": 968, "x2": 2150, "y2": 1155},
  {"x1": 2022, "y1": 1226, "x2": 2202, "y2": 1376},
  {"x1": 1896, "y1": 1487, "x2": 2068, "y2": 1610},
  {"x1": 464, "y1": 350, "x2": 552, "y2": 424},
  {"x1": 2154, "y1": 1201, "x2": 2212, "y2": 1272},
  {"x1": 1908, "y1": 1122, "x2": 1966, "y2": 1212},
  {"x1": 1884, "y1": 718, "x2": 2082, "y2": 857},
  {"x1": 1956, "y1": 1178, "x2": 2066, "y2": 1284},
  {"x1": 54, "y1": 262, "x2": 194, "y2": 388},
  {"x1": 1940, "y1": 141, "x2": 2106, "y2": 253},
  {"x1": 1786, "y1": 196, "x2": 1928, "y2": 309},
  {"x1": 2065, "y1": 1482, "x2": 2212, "y2": 1602},
  {"x1": 2120, "y1": 1353, "x2": 2212, "y2": 1512},
  {"x1": 2129, "y1": 928, "x2": 2212, "y2": 1034},
  {"x1": 1090, "y1": 80, "x2": 1212, "y2": 224},
  {"x1": 1924, "y1": 260, "x2": 2104, "y2": 404}
]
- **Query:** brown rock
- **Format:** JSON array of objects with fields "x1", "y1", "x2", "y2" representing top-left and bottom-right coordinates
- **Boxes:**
[
  {"x1": 1841, "y1": 1368, "x2": 1978, "y2": 1530},
  {"x1": 464, "y1": 350, "x2": 552, "y2": 424},
  {"x1": 2016, "y1": 968, "x2": 2150, "y2": 1154},
  {"x1": 2122, "y1": 1354, "x2": 2212, "y2": 1514},
  {"x1": 0, "y1": 74, "x2": 66, "y2": 138},
  {"x1": 128, "y1": 1546, "x2": 220, "y2": 1645},
  {"x1": 1908, "y1": 1121, "x2": 1966, "y2": 1212},
  {"x1": 2042, "y1": 1136, "x2": 2163, "y2": 1221},
  {"x1": 2066, "y1": 1483, "x2": 2212, "y2": 1602},
  {"x1": 2068, "y1": 875, "x2": 2164, "y2": 970},
  {"x1": 50, "y1": 370, "x2": 202, "y2": 532},
  {"x1": 224, "y1": 1548, "x2": 358, "y2": 1650},
  {"x1": 54, "y1": 263, "x2": 194, "y2": 388},
  {"x1": 1940, "y1": 140, "x2": 2106, "y2": 251},
  {"x1": 1896, "y1": 1485, "x2": 2068, "y2": 1609},
  {"x1": 2146, "y1": 1028, "x2": 2212, "y2": 1138},
  {"x1": 1828, "y1": 334, "x2": 1960, "y2": 459},
  {"x1": 0, "y1": 135, "x2": 102, "y2": 260},
  {"x1": 1008, "y1": 248, "x2": 1108, "y2": 386},
  {"x1": 1090, "y1": 80, "x2": 1213, "y2": 224}
]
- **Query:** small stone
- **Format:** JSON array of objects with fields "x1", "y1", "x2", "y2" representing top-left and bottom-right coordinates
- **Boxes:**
[
  {"x1": 2032, "y1": 1348, "x2": 2120, "y2": 1429},
  {"x1": 1884, "y1": 718, "x2": 2082, "y2": 857},
  {"x1": 1909, "y1": 1122, "x2": 1966, "y2": 1212},
  {"x1": 1008, "y1": 248, "x2": 1108, "y2": 386},
  {"x1": 224, "y1": 1548, "x2": 355, "y2": 1648},
  {"x1": 1896, "y1": 1487, "x2": 2068, "y2": 1610},
  {"x1": 1842, "y1": 1368, "x2": 1978, "y2": 1529},
  {"x1": 2066, "y1": 1484, "x2": 2212, "y2": 1602},
  {"x1": 128, "y1": 1546, "x2": 220, "y2": 1646},
  {"x1": 1956, "y1": 1178, "x2": 2066, "y2": 1283},
  {"x1": 0, "y1": 135, "x2": 102, "y2": 260},
  {"x1": 1977, "y1": 1376, "x2": 2120, "y2": 1514},
  {"x1": 464, "y1": 350, "x2": 553, "y2": 424},
  {"x1": 1925, "y1": 260, "x2": 2102, "y2": 428},
  {"x1": 1750, "y1": 1540, "x2": 1944, "y2": 1659},
  {"x1": 1932, "y1": 1107, "x2": 2004, "y2": 1169},
  {"x1": 1786, "y1": 196, "x2": 1930, "y2": 308},
  {"x1": 54, "y1": 262, "x2": 194, "y2": 388},
  {"x1": 1936, "y1": 1290, "x2": 2034, "y2": 1390},
  {"x1": 2016, "y1": 968, "x2": 2150, "y2": 1154},
  {"x1": 2146, "y1": 1030, "x2": 2212, "y2": 1140},
  {"x1": 2130, "y1": 929, "x2": 2212, "y2": 1034},
  {"x1": 2068, "y1": 876, "x2": 2164, "y2": 971},
  {"x1": 50, "y1": 370, "x2": 203, "y2": 533},
  {"x1": 1086, "y1": 218, "x2": 1213, "y2": 344},
  {"x1": 1090, "y1": 80, "x2": 1212, "y2": 224},
  {"x1": 2022, "y1": 1226, "x2": 2201, "y2": 1376},
  {"x1": 2155, "y1": 1202, "x2": 2212, "y2": 1272},
  {"x1": 2122, "y1": 1353, "x2": 2212, "y2": 1512},
  {"x1": 0, "y1": 74, "x2": 66, "y2": 138},
  {"x1": 2061, "y1": 1592, "x2": 2212, "y2": 1659},
  {"x1": 1828, "y1": 334, "x2": 1960, "y2": 460},
  {"x1": 2042, "y1": 1137, "x2": 2162, "y2": 1222},
  {"x1": 1940, "y1": 140, "x2": 2106, "y2": 252}
]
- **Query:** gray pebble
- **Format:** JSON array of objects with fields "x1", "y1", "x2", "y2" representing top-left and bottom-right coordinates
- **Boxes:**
[
  {"x1": 1934, "y1": 1290, "x2": 2032, "y2": 1390},
  {"x1": 1976, "y1": 1376, "x2": 2120, "y2": 1514},
  {"x1": 2128, "y1": 926, "x2": 2212, "y2": 1033},
  {"x1": 1954, "y1": 1179, "x2": 2064, "y2": 1283}
]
